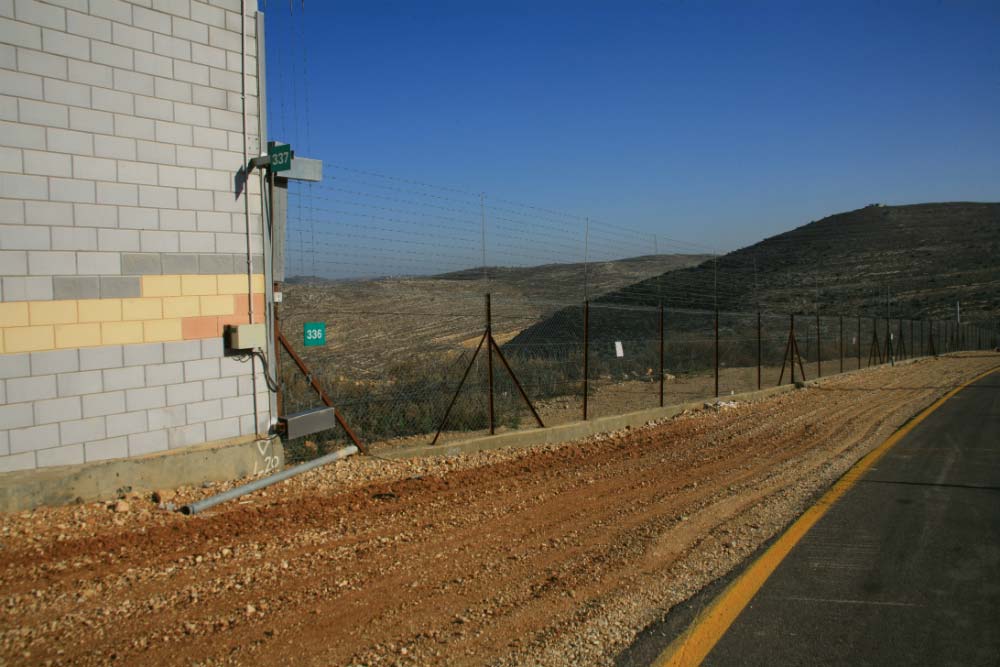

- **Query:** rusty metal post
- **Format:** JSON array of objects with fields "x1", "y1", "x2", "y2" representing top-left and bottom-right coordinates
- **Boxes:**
[
  {"x1": 275, "y1": 332, "x2": 366, "y2": 453},
  {"x1": 583, "y1": 300, "x2": 589, "y2": 420},
  {"x1": 839, "y1": 315, "x2": 843, "y2": 374},
  {"x1": 794, "y1": 318, "x2": 807, "y2": 381},
  {"x1": 268, "y1": 164, "x2": 282, "y2": 420},
  {"x1": 658, "y1": 303, "x2": 664, "y2": 408},
  {"x1": 273, "y1": 282, "x2": 283, "y2": 418},
  {"x1": 920, "y1": 319, "x2": 923, "y2": 356},
  {"x1": 790, "y1": 313, "x2": 796, "y2": 385},
  {"x1": 714, "y1": 307, "x2": 719, "y2": 397},
  {"x1": 900, "y1": 318, "x2": 907, "y2": 360},
  {"x1": 868, "y1": 317, "x2": 882, "y2": 366},
  {"x1": 896, "y1": 317, "x2": 906, "y2": 361},
  {"x1": 756, "y1": 310, "x2": 761, "y2": 390},
  {"x1": 486, "y1": 293, "x2": 494, "y2": 435},
  {"x1": 857, "y1": 315, "x2": 861, "y2": 369},
  {"x1": 885, "y1": 317, "x2": 893, "y2": 366},
  {"x1": 777, "y1": 315, "x2": 789, "y2": 386},
  {"x1": 816, "y1": 309, "x2": 821, "y2": 378}
]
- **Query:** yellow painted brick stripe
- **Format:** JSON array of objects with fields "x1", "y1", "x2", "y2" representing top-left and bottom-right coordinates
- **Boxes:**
[
  {"x1": 0, "y1": 274, "x2": 265, "y2": 353},
  {"x1": 652, "y1": 364, "x2": 1000, "y2": 667}
]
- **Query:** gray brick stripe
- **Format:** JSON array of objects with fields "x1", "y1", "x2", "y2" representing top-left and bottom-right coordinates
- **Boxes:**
[{"x1": 5, "y1": 253, "x2": 264, "y2": 300}]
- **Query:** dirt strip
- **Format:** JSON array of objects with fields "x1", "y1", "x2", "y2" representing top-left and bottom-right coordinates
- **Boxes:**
[{"x1": 1, "y1": 353, "x2": 996, "y2": 667}]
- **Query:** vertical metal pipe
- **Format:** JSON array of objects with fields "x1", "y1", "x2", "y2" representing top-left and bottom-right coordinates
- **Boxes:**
[
  {"x1": 816, "y1": 309, "x2": 821, "y2": 378},
  {"x1": 714, "y1": 307, "x2": 719, "y2": 397},
  {"x1": 871, "y1": 317, "x2": 877, "y2": 366},
  {"x1": 756, "y1": 310, "x2": 761, "y2": 390},
  {"x1": 480, "y1": 193, "x2": 488, "y2": 284},
  {"x1": 886, "y1": 317, "x2": 893, "y2": 365},
  {"x1": 273, "y1": 280, "x2": 283, "y2": 418},
  {"x1": 583, "y1": 300, "x2": 589, "y2": 420},
  {"x1": 268, "y1": 169, "x2": 281, "y2": 419},
  {"x1": 486, "y1": 293, "x2": 494, "y2": 435},
  {"x1": 899, "y1": 317, "x2": 912, "y2": 359},
  {"x1": 857, "y1": 315, "x2": 861, "y2": 369},
  {"x1": 839, "y1": 315, "x2": 843, "y2": 374},
  {"x1": 658, "y1": 303, "x2": 664, "y2": 408},
  {"x1": 790, "y1": 313, "x2": 796, "y2": 385},
  {"x1": 900, "y1": 318, "x2": 906, "y2": 359}
]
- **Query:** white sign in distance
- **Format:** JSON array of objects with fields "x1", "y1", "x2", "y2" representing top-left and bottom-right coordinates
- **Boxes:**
[{"x1": 614, "y1": 341, "x2": 624, "y2": 358}]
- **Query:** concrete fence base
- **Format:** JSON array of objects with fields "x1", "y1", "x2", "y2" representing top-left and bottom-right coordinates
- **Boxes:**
[
  {"x1": 384, "y1": 355, "x2": 936, "y2": 461},
  {"x1": 0, "y1": 435, "x2": 283, "y2": 513}
]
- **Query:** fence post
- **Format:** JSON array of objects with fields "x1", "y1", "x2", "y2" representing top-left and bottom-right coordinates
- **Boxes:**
[
  {"x1": 857, "y1": 315, "x2": 861, "y2": 369},
  {"x1": 816, "y1": 309, "x2": 821, "y2": 378},
  {"x1": 885, "y1": 317, "x2": 896, "y2": 366},
  {"x1": 583, "y1": 300, "x2": 589, "y2": 420},
  {"x1": 870, "y1": 317, "x2": 877, "y2": 366},
  {"x1": 757, "y1": 310, "x2": 762, "y2": 390},
  {"x1": 658, "y1": 303, "x2": 664, "y2": 408},
  {"x1": 790, "y1": 313, "x2": 796, "y2": 385},
  {"x1": 714, "y1": 307, "x2": 719, "y2": 398},
  {"x1": 485, "y1": 293, "x2": 494, "y2": 435},
  {"x1": 902, "y1": 318, "x2": 907, "y2": 359},
  {"x1": 839, "y1": 315, "x2": 843, "y2": 373}
]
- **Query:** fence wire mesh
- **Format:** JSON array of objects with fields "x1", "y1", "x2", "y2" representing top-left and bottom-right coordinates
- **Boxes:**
[{"x1": 272, "y1": 166, "x2": 983, "y2": 462}]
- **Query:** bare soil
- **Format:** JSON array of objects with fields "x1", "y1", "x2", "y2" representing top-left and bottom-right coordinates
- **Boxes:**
[{"x1": 1, "y1": 354, "x2": 996, "y2": 667}]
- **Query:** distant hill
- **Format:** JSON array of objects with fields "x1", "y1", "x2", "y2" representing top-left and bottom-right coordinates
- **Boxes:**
[{"x1": 509, "y1": 202, "x2": 1000, "y2": 351}]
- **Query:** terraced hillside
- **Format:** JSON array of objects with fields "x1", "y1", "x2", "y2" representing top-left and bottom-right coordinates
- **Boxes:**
[
  {"x1": 279, "y1": 253, "x2": 710, "y2": 380},
  {"x1": 510, "y1": 202, "x2": 1000, "y2": 353}
]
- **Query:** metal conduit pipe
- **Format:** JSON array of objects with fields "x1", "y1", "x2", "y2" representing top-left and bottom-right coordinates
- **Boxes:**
[{"x1": 180, "y1": 445, "x2": 359, "y2": 515}]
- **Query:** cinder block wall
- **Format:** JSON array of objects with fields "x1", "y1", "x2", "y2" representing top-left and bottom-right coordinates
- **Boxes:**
[{"x1": 0, "y1": 0, "x2": 271, "y2": 473}]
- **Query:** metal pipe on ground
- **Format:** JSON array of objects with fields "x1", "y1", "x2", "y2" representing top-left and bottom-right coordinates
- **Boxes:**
[{"x1": 180, "y1": 445, "x2": 359, "y2": 515}]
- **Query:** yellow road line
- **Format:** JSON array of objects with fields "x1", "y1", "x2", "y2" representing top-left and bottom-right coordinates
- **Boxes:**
[{"x1": 653, "y1": 364, "x2": 1000, "y2": 667}]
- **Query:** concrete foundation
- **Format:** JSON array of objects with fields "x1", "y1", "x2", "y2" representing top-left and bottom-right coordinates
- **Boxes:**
[{"x1": 0, "y1": 435, "x2": 283, "y2": 512}]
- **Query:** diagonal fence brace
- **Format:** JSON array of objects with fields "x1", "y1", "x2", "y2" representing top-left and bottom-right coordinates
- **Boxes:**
[{"x1": 277, "y1": 331, "x2": 368, "y2": 455}]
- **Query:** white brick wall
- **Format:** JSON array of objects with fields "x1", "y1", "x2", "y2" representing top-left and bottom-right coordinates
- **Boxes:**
[
  {"x1": 1, "y1": 1, "x2": 270, "y2": 473},
  {"x1": 1, "y1": 0, "x2": 262, "y2": 277},
  {"x1": 0, "y1": 339, "x2": 269, "y2": 470}
]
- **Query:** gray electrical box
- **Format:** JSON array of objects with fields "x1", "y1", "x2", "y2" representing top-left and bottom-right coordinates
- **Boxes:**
[
  {"x1": 278, "y1": 406, "x2": 338, "y2": 439},
  {"x1": 225, "y1": 323, "x2": 267, "y2": 350}
]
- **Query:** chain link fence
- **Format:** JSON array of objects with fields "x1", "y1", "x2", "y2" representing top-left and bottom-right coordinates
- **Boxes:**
[{"x1": 271, "y1": 167, "x2": 991, "y2": 462}]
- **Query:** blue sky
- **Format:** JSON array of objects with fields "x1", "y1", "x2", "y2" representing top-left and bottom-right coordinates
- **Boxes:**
[{"x1": 261, "y1": 1, "x2": 999, "y2": 254}]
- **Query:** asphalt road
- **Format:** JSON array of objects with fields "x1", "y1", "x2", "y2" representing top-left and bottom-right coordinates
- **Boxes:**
[{"x1": 621, "y1": 369, "x2": 1000, "y2": 667}]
